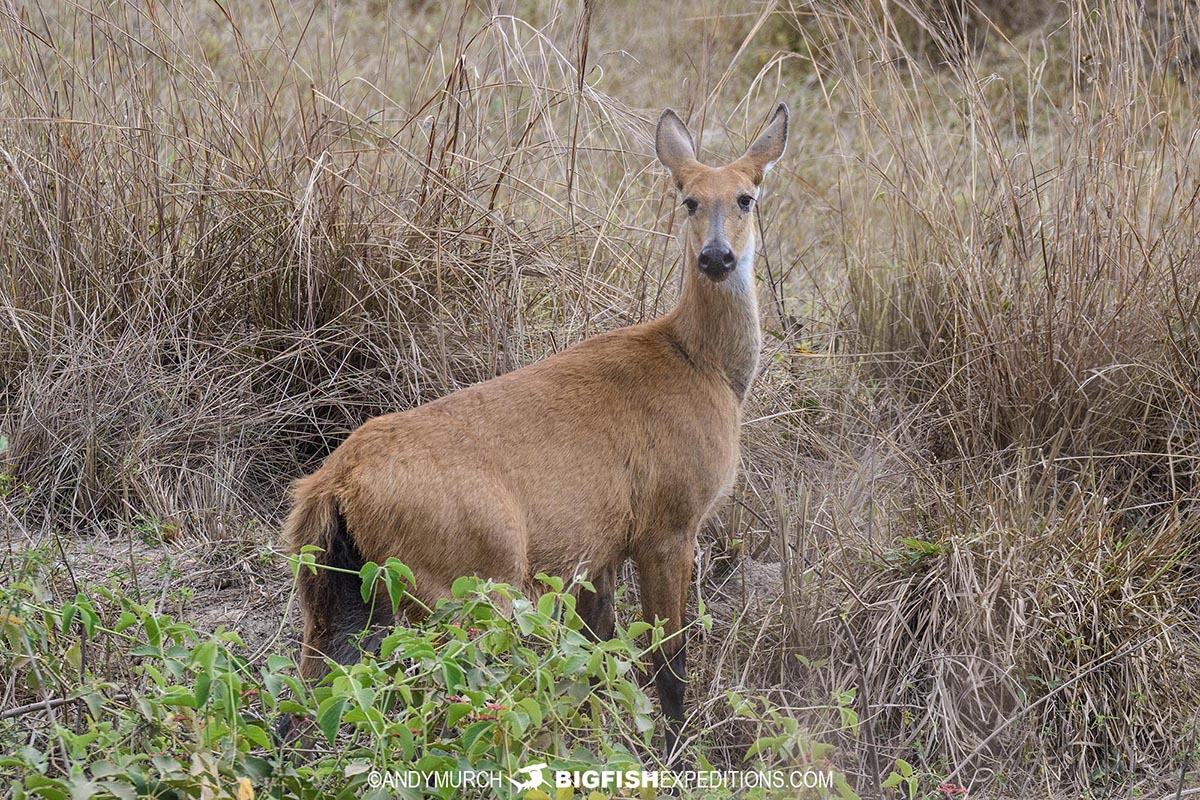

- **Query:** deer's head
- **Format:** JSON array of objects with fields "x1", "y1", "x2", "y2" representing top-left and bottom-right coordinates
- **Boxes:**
[{"x1": 655, "y1": 105, "x2": 789, "y2": 285}]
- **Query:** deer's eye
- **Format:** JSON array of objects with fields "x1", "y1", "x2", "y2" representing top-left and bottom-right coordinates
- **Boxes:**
[
  {"x1": 737, "y1": 194, "x2": 755, "y2": 212},
  {"x1": 683, "y1": 198, "x2": 699, "y2": 216}
]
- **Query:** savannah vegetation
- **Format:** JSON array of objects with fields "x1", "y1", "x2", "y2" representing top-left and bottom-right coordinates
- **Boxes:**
[{"x1": 2, "y1": 0, "x2": 1200, "y2": 798}]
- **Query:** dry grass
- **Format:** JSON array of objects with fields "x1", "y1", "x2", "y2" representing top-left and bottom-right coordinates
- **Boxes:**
[{"x1": 3, "y1": 0, "x2": 1200, "y2": 796}]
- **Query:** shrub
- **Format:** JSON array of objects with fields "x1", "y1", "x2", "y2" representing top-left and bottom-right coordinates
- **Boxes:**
[{"x1": 0, "y1": 547, "x2": 854, "y2": 799}]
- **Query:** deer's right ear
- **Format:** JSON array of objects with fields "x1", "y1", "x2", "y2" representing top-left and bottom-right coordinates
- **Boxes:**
[{"x1": 656, "y1": 109, "x2": 698, "y2": 189}]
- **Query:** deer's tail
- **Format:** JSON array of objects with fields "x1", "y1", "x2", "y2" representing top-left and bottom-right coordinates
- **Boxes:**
[{"x1": 285, "y1": 477, "x2": 373, "y2": 681}]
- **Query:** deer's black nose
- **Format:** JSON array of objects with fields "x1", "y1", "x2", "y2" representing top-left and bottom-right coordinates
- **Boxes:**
[{"x1": 698, "y1": 245, "x2": 735, "y2": 279}]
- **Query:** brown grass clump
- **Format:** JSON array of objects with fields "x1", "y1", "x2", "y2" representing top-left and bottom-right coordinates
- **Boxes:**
[
  {"x1": 709, "y1": 0, "x2": 1200, "y2": 793},
  {"x1": 3, "y1": 0, "x2": 1200, "y2": 797},
  {"x1": 0, "y1": 0, "x2": 647, "y2": 534}
]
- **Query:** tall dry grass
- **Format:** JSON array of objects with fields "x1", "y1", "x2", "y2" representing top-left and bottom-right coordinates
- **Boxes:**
[
  {"x1": 717, "y1": 0, "x2": 1200, "y2": 793},
  {"x1": 3, "y1": 0, "x2": 1200, "y2": 796},
  {"x1": 0, "y1": 0, "x2": 658, "y2": 535}
]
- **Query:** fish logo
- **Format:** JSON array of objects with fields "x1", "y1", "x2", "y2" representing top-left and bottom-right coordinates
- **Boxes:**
[{"x1": 509, "y1": 763, "x2": 548, "y2": 792}]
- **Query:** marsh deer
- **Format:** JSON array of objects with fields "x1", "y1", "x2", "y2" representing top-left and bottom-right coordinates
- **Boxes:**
[{"x1": 284, "y1": 104, "x2": 789, "y2": 760}]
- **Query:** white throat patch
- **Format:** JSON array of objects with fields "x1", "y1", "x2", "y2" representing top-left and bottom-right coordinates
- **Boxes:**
[{"x1": 720, "y1": 230, "x2": 756, "y2": 296}]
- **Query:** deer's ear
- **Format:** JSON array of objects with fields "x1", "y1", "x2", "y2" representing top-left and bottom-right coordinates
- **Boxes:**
[
  {"x1": 656, "y1": 108, "x2": 698, "y2": 189},
  {"x1": 735, "y1": 103, "x2": 789, "y2": 185}
]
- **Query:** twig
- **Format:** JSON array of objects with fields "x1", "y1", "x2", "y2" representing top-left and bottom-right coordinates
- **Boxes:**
[
  {"x1": 0, "y1": 695, "x2": 79, "y2": 721},
  {"x1": 0, "y1": 693, "x2": 128, "y2": 722},
  {"x1": 1173, "y1": 711, "x2": 1200, "y2": 800},
  {"x1": 1160, "y1": 790, "x2": 1200, "y2": 800},
  {"x1": 835, "y1": 614, "x2": 882, "y2": 798}
]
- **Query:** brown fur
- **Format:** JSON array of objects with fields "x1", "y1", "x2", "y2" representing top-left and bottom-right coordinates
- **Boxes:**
[{"x1": 283, "y1": 105, "x2": 789, "y2": 759}]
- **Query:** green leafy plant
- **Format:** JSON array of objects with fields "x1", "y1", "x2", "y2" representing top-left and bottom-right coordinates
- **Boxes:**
[
  {"x1": 1, "y1": 550, "x2": 853, "y2": 799},
  {"x1": 881, "y1": 758, "x2": 920, "y2": 799}
]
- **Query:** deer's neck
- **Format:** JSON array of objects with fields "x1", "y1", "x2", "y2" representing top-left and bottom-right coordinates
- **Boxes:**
[{"x1": 664, "y1": 235, "x2": 762, "y2": 402}]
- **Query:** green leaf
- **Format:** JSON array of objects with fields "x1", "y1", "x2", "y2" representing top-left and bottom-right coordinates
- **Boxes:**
[
  {"x1": 391, "y1": 723, "x2": 415, "y2": 761},
  {"x1": 277, "y1": 700, "x2": 308, "y2": 715},
  {"x1": 516, "y1": 697, "x2": 542, "y2": 729},
  {"x1": 451, "y1": 575, "x2": 479, "y2": 598},
  {"x1": 447, "y1": 702, "x2": 473, "y2": 727},
  {"x1": 836, "y1": 777, "x2": 862, "y2": 800},
  {"x1": 160, "y1": 690, "x2": 196, "y2": 708},
  {"x1": 74, "y1": 595, "x2": 99, "y2": 638},
  {"x1": 141, "y1": 611, "x2": 161, "y2": 648},
  {"x1": 442, "y1": 660, "x2": 465, "y2": 691},
  {"x1": 744, "y1": 736, "x2": 778, "y2": 759},
  {"x1": 82, "y1": 692, "x2": 104, "y2": 719},
  {"x1": 192, "y1": 641, "x2": 218, "y2": 673},
  {"x1": 241, "y1": 722, "x2": 272, "y2": 749},
  {"x1": 59, "y1": 601, "x2": 76, "y2": 635},
  {"x1": 64, "y1": 642, "x2": 82, "y2": 674},
  {"x1": 384, "y1": 558, "x2": 415, "y2": 587},
  {"x1": 261, "y1": 669, "x2": 283, "y2": 702},
  {"x1": 359, "y1": 562, "x2": 380, "y2": 603},
  {"x1": 316, "y1": 695, "x2": 348, "y2": 744},
  {"x1": 535, "y1": 573, "x2": 564, "y2": 592},
  {"x1": 839, "y1": 705, "x2": 860, "y2": 735},
  {"x1": 194, "y1": 672, "x2": 211, "y2": 707},
  {"x1": 502, "y1": 708, "x2": 530, "y2": 736},
  {"x1": 351, "y1": 683, "x2": 377, "y2": 719},
  {"x1": 151, "y1": 756, "x2": 184, "y2": 776},
  {"x1": 461, "y1": 720, "x2": 493, "y2": 754},
  {"x1": 266, "y1": 654, "x2": 294, "y2": 672},
  {"x1": 96, "y1": 780, "x2": 136, "y2": 800},
  {"x1": 24, "y1": 775, "x2": 69, "y2": 800},
  {"x1": 624, "y1": 621, "x2": 654, "y2": 639},
  {"x1": 379, "y1": 630, "x2": 405, "y2": 660},
  {"x1": 536, "y1": 592, "x2": 557, "y2": 620}
]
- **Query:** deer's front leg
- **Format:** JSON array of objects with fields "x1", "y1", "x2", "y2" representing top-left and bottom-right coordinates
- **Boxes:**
[{"x1": 635, "y1": 535, "x2": 694, "y2": 767}]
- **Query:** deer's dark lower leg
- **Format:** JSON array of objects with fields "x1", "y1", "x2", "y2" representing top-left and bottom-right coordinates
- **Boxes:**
[
  {"x1": 653, "y1": 639, "x2": 687, "y2": 763},
  {"x1": 578, "y1": 569, "x2": 616, "y2": 641}
]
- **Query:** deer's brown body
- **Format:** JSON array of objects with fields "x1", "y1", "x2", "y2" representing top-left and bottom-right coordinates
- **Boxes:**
[{"x1": 284, "y1": 105, "x2": 789, "y2": 759}]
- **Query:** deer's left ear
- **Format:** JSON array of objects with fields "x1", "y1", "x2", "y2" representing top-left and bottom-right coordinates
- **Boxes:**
[{"x1": 734, "y1": 103, "x2": 789, "y2": 185}]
